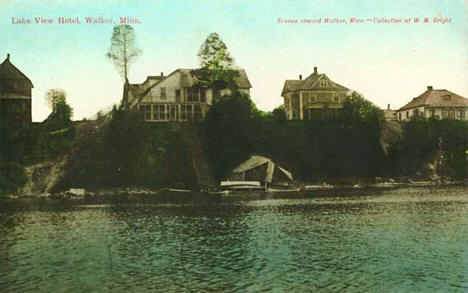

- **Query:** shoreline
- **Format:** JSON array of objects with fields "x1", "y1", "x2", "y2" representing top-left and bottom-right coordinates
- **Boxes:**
[{"x1": 2, "y1": 180, "x2": 466, "y2": 200}]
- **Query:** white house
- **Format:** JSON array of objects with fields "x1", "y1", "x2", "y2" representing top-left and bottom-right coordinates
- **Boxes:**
[
  {"x1": 397, "y1": 86, "x2": 468, "y2": 121},
  {"x1": 126, "y1": 68, "x2": 251, "y2": 122}
]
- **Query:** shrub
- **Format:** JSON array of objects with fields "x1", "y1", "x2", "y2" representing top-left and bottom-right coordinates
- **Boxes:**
[{"x1": 0, "y1": 162, "x2": 28, "y2": 195}]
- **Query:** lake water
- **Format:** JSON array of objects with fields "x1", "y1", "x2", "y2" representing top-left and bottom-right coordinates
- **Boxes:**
[{"x1": 1, "y1": 187, "x2": 468, "y2": 292}]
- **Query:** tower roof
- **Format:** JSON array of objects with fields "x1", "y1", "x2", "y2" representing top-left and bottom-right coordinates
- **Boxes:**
[{"x1": 0, "y1": 54, "x2": 34, "y2": 88}]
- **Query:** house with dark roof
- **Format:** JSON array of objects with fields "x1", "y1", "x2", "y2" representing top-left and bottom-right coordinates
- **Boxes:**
[
  {"x1": 397, "y1": 86, "x2": 468, "y2": 121},
  {"x1": 281, "y1": 67, "x2": 351, "y2": 120},
  {"x1": 0, "y1": 54, "x2": 33, "y2": 125},
  {"x1": 126, "y1": 68, "x2": 251, "y2": 122}
]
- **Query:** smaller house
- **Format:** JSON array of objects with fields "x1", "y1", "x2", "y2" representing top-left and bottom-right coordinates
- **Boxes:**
[
  {"x1": 397, "y1": 86, "x2": 468, "y2": 121},
  {"x1": 226, "y1": 155, "x2": 293, "y2": 186}
]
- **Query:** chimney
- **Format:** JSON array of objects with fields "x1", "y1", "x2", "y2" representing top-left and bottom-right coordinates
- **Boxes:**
[
  {"x1": 314, "y1": 67, "x2": 318, "y2": 75},
  {"x1": 427, "y1": 86, "x2": 433, "y2": 90},
  {"x1": 299, "y1": 74, "x2": 302, "y2": 80},
  {"x1": 6, "y1": 53, "x2": 10, "y2": 61},
  {"x1": 387, "y1": 104, "x2": 390, "y2": 110},
  {"x1": 160, "y1": 72, "x2": 164, "y2": 76}
]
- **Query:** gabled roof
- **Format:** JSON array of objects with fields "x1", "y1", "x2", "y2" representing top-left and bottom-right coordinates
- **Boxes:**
[
  {"x1": 281, "y1": 70, "x2": 349, "y2": 96},
  {"x1": 399, "y1": 88, "x2": 468, "y2": 110},
  {"x1": 231, "y1": 155, "x2": 293, "y2": 182},
  {"x1": 129, "y1": 67, "x2": 252, "y2": 106},
  {"x1": 0, "y1": 55, "x2": 34, "y2": 87}
]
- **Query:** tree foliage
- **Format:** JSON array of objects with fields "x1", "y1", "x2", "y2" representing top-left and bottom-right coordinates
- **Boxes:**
[
  {"x1": 386, "y1": 118, "x2": 468, "y2": 178},
  {"x1": 194, "y1": 32, "x2": 239, "y2": 91},
  {"x1": 202, "y1": 91, "x2": 260, "y2": 180},
  {"x1": 106, "y1": 24, "x2": 142, "y2": 81},
  {"x1": 198, "y1": 32, "x2": 234, "y2": 69},
  {"x1": 44, "y1": 89, "x2": 73, "y2": 130},
  {"x1": 63, "y1": 106, "x2": 176, "y2": 188}
]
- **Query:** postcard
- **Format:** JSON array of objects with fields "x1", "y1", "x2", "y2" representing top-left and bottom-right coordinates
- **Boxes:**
[{"x1": 1, "y1": 0, "x2": 467, "y2": 292}]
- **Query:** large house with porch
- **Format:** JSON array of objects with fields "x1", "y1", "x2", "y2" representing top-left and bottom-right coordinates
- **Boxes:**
[
  {"x1": 126, "y1": 68, "x2": 251, "y2": 122},
  {"x1": 281, "y1": 67, "x2": 351, "y2": 120},
  {"x1": 397, "y1": 86, "x2": 468, "y2": 121}
]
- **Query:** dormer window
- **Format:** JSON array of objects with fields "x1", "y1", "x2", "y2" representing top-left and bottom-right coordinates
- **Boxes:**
[{"x1": 442, "y1": 94, "x2": 451, "y2": 100}]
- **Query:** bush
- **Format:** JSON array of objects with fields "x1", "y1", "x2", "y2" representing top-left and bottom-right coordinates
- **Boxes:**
[
  {"x1": 63, "y1": 106, "x2": 173, "y2": 188},
  {"x1": 0, "y1": 163, "x2": 28, "y2": 195}
]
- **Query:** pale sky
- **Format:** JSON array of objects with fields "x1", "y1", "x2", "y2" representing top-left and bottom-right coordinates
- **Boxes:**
[{"x1": 1, "y1": 0, "x2": 467, "y2": 121}]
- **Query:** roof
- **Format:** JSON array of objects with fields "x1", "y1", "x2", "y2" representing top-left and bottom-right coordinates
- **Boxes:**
[
  {"x1": 128, "y1": 67, "x2": 252, "y2": 107},
  {"x1": 282, "y1": 71, "x2": 349, "y2": 96},
  {"x1": 232, "y1": 155, "x2": 293, "y2": 182},
  {"x1": 0, "y1": 55, "x2": 34, "y2": 87},
  {"x1": 399, "y1": 88, "x2": 468, "y2": 110},
  {"x1": 233, "y1": 155, "x2": 271, "y2": 173},
  {"x1": 176, "y1": 68, "x2": 252, "y2": 89}
]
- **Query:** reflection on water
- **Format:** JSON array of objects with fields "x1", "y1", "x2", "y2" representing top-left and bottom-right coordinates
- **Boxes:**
[{"x1": 1, "y1": 187, "x2": 468, "y2": 292}]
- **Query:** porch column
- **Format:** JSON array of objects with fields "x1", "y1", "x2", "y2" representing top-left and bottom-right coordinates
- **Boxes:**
[{"x1": 299, "y1": 92, "x2": 304, "y2": 120}]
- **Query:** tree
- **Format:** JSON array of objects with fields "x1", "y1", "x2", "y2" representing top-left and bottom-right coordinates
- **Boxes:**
[
  {"x1": 194, "y1": 32, "x2": 239, "y2": 93},
  {"x1": 203, "y1": 91, "x2": 260, "y2": 180},
  {"x1": 106, "y1": 24, "x2": 142, "y2": 106},
  {"x1": 44, "y1": 89, "x2": 73, "y2": 129}
]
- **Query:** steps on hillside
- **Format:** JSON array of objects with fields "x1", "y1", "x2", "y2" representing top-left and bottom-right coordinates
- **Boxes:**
[{"x1": 176, "y1": 123, "x2": 215, "y2": 190}]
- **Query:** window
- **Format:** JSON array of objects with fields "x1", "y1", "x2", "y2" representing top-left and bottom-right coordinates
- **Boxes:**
[
  {"x1": 319, "y1": 79, "x2": 327, "y2": 88},
  {"x1": 139, "y1": 105, "x2": 152, "y2": 120},
  {"x1": 398, "y1": 113, "x2": 401, "y2": 120},
  {"x1": 448, "y1": 110, "x2": 455, "y2": 119},
  {"x1": 160, "y1": 87, "x2": 166, "y2": 100},
  {"x1": 180, "y1": 105, "x2": 188, "y2": 120},
  {"x1": 442, "y1": 110, "x2": 448, "y2": 119},
  {"x1": 302, "y1": 92, "x2": 309, "y2": 102},
  {"x1": 169, "y1": 105, "x2": 177, "y2": 121},
  {"x1": 459, "y1": 110, "x2": 466, "y2": 120},
  {"x1": 406, "y1": 111, "x2": 409, "y2": 118},
  {"x1": 154, "y1": 105, "x2": 166, "y2": 120},
  {"x1": 186, "y1": 87, "x2": 206, "y2": 102},
  {"x1": 175, "y1": 89, "x2": 181, "y2": 100},
  {"x1": 194, "y1": 105, "x2": 203, "y2": 120},
  {"x1": 333, "y1": 95, "x2": 339, "y2": 103}
]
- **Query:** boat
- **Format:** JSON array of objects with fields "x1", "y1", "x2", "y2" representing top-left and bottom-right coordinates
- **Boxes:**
[
  {"x1": 266, "y1": 187, "x2": 301, "y2": 193},
  {"x1": 207, "y1": 190, "x2": 230, "y2": 196},
  {"x1": 219, "y1": 181, "x2": 265, "y2": 192},
  {"x1": 159, "y1": 188, "x2": 192, "y2": 195},
  {"x1": 304, "y1": 184, "x2": 335, "y2": 191}
]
